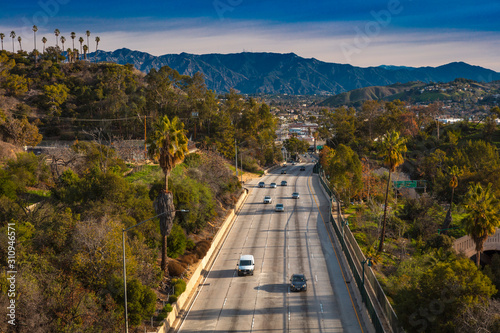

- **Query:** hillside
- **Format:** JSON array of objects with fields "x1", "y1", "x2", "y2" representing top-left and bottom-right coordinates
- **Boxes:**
[
  {"x1": 319, "y1": 79, "x2": 500, "y2": 107},
  {"x1": 90, "y1": 49, "x2": 500, "y2": 95}
]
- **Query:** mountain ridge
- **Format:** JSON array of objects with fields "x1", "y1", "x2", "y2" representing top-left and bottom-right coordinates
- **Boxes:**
[{"x1": 90, "y1": 48, "x2": 500, "y2": 95}]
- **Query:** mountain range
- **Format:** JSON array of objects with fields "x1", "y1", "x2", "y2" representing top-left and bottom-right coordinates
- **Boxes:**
[{"x1": 90, "y1": 48, "x2": 500, "y2": 95}]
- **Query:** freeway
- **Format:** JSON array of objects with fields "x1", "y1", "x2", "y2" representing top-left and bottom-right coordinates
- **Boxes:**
[{"x1": 177, "y1": 163, "x2": 368, "y2": 333}]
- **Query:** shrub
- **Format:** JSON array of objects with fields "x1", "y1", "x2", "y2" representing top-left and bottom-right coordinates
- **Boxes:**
[
  {"x1": 172, "y1": 278, "x2": 186, "y2": 297},
  {"x1": 180, "y1": 253, "x2": 198, "y2": 266},
  {"x1": 168, "y1": 261, "x2": 186, "y2": 277},
  {"x1": 157, "y1": 303, "x2": 173, "y2": 321},
  {"x1": 168, "y1": 295, "x2": 178, "y2": 304},
  {"x1": 186, "y1": 238, "x2": 195, "y2": 251},
  {"x1": 167, "y1": 224, "x2": 187, "y2": 259},
  {"x1": 194, "y1": 240, "x2": 211, "y2": 259}
]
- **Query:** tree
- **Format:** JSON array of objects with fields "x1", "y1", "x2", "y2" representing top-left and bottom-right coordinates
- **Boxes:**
[
  {"x1": 86, "y1": 30, "x2": 91, "y2": 48},
  {"x1": 0, "y1": 33, "x2": 4, "y2": 51},
  {"x1": 60, "y1": 36, "x2": 66, "y2": 60},
  {"x1": 442, "y1": 165, "x2": 462, "y2": 230},
  {"x1": 10, "y1": 31, "x2": 15, "y2": 52},
  {"x1": 147, "y1": 115, "x2": 188, "y2": 273},
  {"x1": 83, "y1": 45, "x2": 88, "y2": 60},
  {"x1": 32, "y1": 25, "x2": 38, "y2": 52},
  {"x1": 323, "y1": 144, "x2": 363, "y2": 201},
  {"x1": 41, "y1": 37, "x2": 47, "y2": 53},
  {"x1": 95, "y1": 36, "x2": 100, "y2": 53},
  {"x1": 376, "y1": 130, "x2": 407, "y2": 252},
  {"x1": 70, "y1": 31, "x2": 76, "y2": 51},
  {"x1": 54, "y1": 28, "x2": 60, "y2": 48},
  {"x1": 78, "y1": 36, "x2": 84, "y2": 59},
  {"x1": 394, "y1": 257, "x2": 497, "y2": 332},
  {"x1": 17, "y1": 36, "x2": 22, "y2": 51},
  {"x1": 463, "y1": 182, "x2": 500, "y2": 267}
]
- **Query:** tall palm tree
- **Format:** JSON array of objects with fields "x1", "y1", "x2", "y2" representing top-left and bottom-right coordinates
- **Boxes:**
[
  {"x1": 32, "y1": 25, "x2": 38, "y2": 51},
  {"x1": 147, "y1": 115, "x2": 188, "y2": 273},
  {"x1": 86, "y1": 30, "x2": 90, "y2": 48},
  {"x1": 463, "y1": 182, "x2": 500, "y2": 267},
  {"x1": 376, "y1": 130, "x2": 407, "y2": 253},
  {"x1": 60, "y1": 36, "x2": 66, "y2": 61},
  {"x1": 42, "y1": 37, "x2": 47, "y2": 53},
  {"x1": 70, "y1": 32, "x2": 76, "y2": 51},
  {"x1": 17, "y1": 36, "x2": 22, "y2": 52},
  {"x1": 67, "y1": 48, "x2": 73, "y2": 63},
  {"x1": 78, "y1": 37, "x2": 84, "y2": 60},
  {"x1": 54, "y1": 29, "x2": 60, "y2": 48},
  {"x1": 443, "y1": 165, "x2": 462, "y2": 230},
  {"x1": 0, "y1": 33, "x2": 4, "y2": 51},
  {"x1": 10, "y1": 31, "x2": 15, "y2": 52},
  {"x1": 32, "y1": 25, "x2": 38, "y2": 63},
  {"x1": 83, "y1": 44, "x2": 88, "y2": 60},
  {"x1": 94, "y1": 36, "x2": 100, "y2": 62}
]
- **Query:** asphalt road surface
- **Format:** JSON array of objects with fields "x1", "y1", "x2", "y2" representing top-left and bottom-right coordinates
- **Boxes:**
[{"x1": 177, "y1": 163, "x2": 368, "y2": 333}]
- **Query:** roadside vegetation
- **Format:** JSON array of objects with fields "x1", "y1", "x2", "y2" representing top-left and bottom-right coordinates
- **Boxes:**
[
  {"x1": 318, "y1": 100, "x2": 500, "y2": 331},
  {"x1": 0, "y1": 47, "x2": 279, "y2": 332}
]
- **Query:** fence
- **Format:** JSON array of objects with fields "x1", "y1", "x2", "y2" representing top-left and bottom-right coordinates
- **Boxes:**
[{"x1": 315, "y1": 164, "x2": 402, "y2": 333}]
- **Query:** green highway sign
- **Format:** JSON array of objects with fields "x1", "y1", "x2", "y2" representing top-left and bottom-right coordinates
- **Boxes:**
[{"x1": 393, "y1": 180, "x2": 417, "y2": 188}]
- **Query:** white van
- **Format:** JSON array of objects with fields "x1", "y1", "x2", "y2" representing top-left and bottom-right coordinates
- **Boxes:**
[{"x1": 237, "y1": 255, "x2": 255, "y2": 276}]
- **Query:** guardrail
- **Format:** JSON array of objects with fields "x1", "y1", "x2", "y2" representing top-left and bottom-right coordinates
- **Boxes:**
[{"x1": 316, "y1": 164, "x2": 402, "y2": 333}]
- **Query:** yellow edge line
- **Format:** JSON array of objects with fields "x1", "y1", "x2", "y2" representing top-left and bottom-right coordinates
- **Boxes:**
[{"x1": 308, "y1": 174, "x2": 364, "y2": 333}]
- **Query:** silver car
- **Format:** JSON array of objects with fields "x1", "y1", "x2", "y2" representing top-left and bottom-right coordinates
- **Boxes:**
[
  {"x1": 275, "y1": 204, "x2": 284, "y2": 212},
  {"x1": 292, "y1": 192, "x2": 299, "y2": 199},
  {"x1": 264, "y1": 195, "x2": 272, "y2": 204}
]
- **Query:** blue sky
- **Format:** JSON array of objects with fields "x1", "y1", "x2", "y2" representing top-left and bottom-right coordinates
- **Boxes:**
[{"x1": 2, "y1": 0, "x2": 500, "y2": 71}]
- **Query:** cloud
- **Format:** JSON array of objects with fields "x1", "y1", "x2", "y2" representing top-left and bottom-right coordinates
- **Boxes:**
[{"x1": 2, "y1": 17, "x2": 500, "y2": 72}]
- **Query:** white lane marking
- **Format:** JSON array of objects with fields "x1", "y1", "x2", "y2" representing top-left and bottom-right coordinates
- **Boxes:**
[
  {"x1": 252, "y1": 318, "x2": 254, "y2": 328},
  {"x1": 315, "y1": 275, "x2": 318, "y2": 282},
  {"x1": 320, "y1": 303, "x2": 324, "y2": 313},
  {"x1": 288, "y1": 311, "x2": 291, "y2": 321},
  {"x1": 223, "y1": 298, "x2": 227, "y2": 306}
]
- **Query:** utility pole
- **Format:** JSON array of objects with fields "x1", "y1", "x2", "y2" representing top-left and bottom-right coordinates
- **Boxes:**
[
  {"x1": 144, "y1": 115, "x2": 147, "y2": 160},
  {"x1": 235, "y1": 139, "x2": 238, "y2": 177}
]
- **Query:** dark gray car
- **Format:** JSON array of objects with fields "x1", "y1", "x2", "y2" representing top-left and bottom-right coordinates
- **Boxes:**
[{"x1": 290, "y1": 274, "x2": 307, "y2": 291}]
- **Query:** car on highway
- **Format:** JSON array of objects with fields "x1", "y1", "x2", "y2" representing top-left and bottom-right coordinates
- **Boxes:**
[
  {"x1": 237, "y1": 255, "x2": 255, "y2": 276},
  {"x1": 275, "y1": 203, "x2": 284, "y2": 212},
  {"x1": 300, "y1": 166, "x2": 306, "y2": 171},
  {"x1": 281, "y1": 180, "x2": 287, "y2": 186},
  {"x1": 263, "y1": 195, "x2": 272, "y2": 204},
  {"x1": 292, "y1": 192, "x2": 299, "y2": 199},
  {"x1": 258, "y1": 182, "x2": 265, "y2": 188},
  {"x1": 290, "y1": 274, "x2": 307, "y2": 291},
  {"x1": 281, "y1": 169, "x2": 287, "y2": 174},
  {"x1": 291, "y1": 161, "x2": 296, "y2": 165},
  {"x1": 270, "y1": 182, "x2": 277, "y2": 188}
]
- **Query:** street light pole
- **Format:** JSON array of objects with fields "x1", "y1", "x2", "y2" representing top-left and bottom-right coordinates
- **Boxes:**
[{"x1": 122, "y1": 209, "x2": 189, "y2": 333}]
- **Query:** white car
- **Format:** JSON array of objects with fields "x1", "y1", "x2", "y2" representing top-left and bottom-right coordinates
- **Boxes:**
[
  {"x1": 270, "y1": 182, "x2": 277, "y2": 188},
  {"x1": 264, "y1": 196, "x2": 272, "y2": 204},
  {"x1": 292, "y1": 192, "x2": 300, "y2": 199}
]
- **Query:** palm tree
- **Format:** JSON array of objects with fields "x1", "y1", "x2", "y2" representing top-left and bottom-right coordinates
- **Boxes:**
[
  {"x1": 78, "y1": 37, "x2": 84, "y2": 60},
  {"x1": 10, "y1": 31, "x2": 15, "y2": 52},
  {"x1": 0, "y1": 33, "x2": 4, "y2": 51},
  {"x1": 54, "y1": 29, "x2": 60, "y2": 48},
  {"x1": 376, "y1": 130, "x2": 407, "y2": 253},
  {"x1": 70, "y1": 32, "x2": 76, "y2": 51},
  {"x1": 443, "y1": 165, "x2": 462, "y2": 230},
  {"x1": 67, "y1": 48, "x2": 73, "y2": 63},
  {"x1": 463, "y1": 182, "x2": 500, "y2": 267},
  {"x1": 94, "y1": 36, "x2": 100, "y2": 62},
  {"x1": 83, "y1": 44, "x2": 88, "y2": 60},
  {"x1": 17, "y1": 36, "x2": 22, "y2": 52},
  {"x1": 147, "y1": 115, "x2": 188, "y2": 273},
  {"x1": 60, "y1": 36, "x2": 66, "y2": 61},
  {"x1": 42, "y1": 37, "x2": 47, "y2": 53},
  {"x1": 86, "y1": 30, "x2": 90, "y2": 48},
  {"x1": 32, "y1": 25, "x2": 38, "y2": 51}
]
